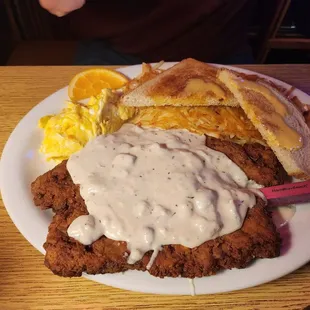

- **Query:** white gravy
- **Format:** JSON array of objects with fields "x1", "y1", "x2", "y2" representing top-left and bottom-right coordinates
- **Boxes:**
[
  {"x1": 272, "y1": 205, "x2": 296, "y2": 228},
  {"x1": 67, "y1": 124, "x2": 261, "y2": 266}
]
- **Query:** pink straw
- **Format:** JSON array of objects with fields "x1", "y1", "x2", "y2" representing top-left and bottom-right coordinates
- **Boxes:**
[{"x1": 260, "y1": 180, "x2": 310, "y2": 207}]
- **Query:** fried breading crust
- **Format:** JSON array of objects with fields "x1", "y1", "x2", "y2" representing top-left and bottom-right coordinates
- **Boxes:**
[
  {"x1": 205, "y1": 136, "x2": 290, "y2": 187},
  {"x1": 31, "y1": 140, "x2": 283, "y2": 278}
]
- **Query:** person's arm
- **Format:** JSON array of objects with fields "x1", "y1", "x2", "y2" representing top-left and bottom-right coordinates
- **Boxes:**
[{"x1": 39, "y1": 0, "x2": 85, "y2": 17}]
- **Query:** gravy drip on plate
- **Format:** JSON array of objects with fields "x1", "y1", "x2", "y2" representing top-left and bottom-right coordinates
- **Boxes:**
[
  {"x1": 272, "y1": 205, "x2": 296, "y2": 228},
  {"x1": 67, "y1": 124, "x2": 260, "y2": 266}
]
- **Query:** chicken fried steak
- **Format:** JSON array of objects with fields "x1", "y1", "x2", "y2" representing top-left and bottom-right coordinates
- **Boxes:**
[
  {"x1": 31, "y1": 140, "x2": 285, "y2": 278},
  {"x1": 205, "y1": 136, "x2": 289, "y2": 187}
]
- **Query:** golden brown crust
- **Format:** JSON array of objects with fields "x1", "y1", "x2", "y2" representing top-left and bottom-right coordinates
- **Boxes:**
[
  {"x1": 31, "y1": 140, "x2": 283, "y2": 278},
  {"x1": 205, "y1": 136, "x2": 290, "y2": 186}
]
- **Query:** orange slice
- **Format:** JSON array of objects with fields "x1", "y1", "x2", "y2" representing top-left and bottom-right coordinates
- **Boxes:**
[{"x1": 68, "y1": 68, "x2": 129, "y2": 101}]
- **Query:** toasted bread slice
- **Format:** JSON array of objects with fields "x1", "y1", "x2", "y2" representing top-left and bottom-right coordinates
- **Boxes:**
[
  {"x1": 121, "y1": 58, "x2": 238, "y2": 107},
  {"x1": 218, "y1": 69, "x2": 310, "y2": 179}
]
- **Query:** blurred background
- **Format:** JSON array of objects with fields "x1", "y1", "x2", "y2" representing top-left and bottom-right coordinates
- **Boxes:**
[{"x1": 1, "y1": 0, "x2": 310, "y2": 65}]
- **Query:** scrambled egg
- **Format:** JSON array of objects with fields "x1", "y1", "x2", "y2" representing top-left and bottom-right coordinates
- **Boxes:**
[{"x1": 39, "y1": 89, "x2": 123, "y2": 161}]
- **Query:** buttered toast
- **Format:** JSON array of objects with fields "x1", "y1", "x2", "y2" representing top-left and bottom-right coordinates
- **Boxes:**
[
  {"x1": 218, "y1": 69, "x2": 310, "y2": 179},
  {"x1": 121, "y1": 58, "x2": 238, "y2": 107}
]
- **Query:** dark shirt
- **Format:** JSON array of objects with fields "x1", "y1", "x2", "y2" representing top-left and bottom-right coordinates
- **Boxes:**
[{"x1": 69, "y1": 0, "x2": 254, "y2": 62}]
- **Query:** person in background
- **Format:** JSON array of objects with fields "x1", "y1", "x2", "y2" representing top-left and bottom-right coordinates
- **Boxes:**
[{"x1": 39, "y1": 0, "x2": 256, "y2": 65}]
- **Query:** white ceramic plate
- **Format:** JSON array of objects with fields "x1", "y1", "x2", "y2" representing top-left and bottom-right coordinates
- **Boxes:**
[{"x1": 1, "y1": 63, "x2": 310, "y2": 295}]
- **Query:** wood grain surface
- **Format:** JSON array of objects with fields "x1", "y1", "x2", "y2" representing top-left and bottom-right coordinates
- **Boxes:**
[{"x1": 1, "y1": 65, "x2": 310, "y2": 310}]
